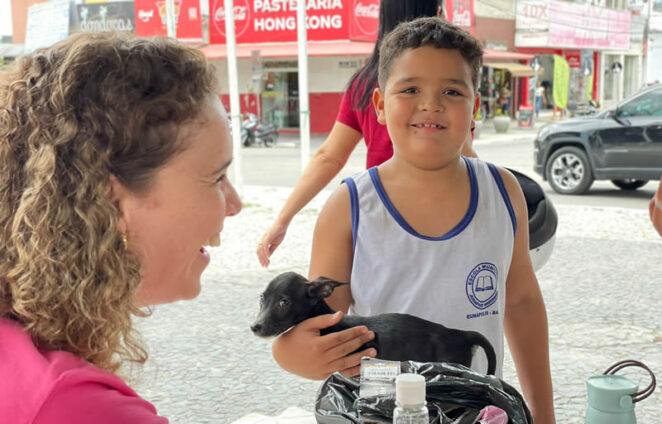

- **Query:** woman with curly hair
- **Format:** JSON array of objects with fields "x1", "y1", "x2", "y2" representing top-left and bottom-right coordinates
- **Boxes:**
[{"x1": 0, "y1": 32, "x2": 241, "y2": 422}]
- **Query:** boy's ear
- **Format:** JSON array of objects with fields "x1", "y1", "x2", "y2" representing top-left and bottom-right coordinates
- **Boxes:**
[
  {"x1": 373, "y1": 87, "x2": 386, "y2": 125},
  {"x1": 308, "y1": 276, "x2": 349, "y2": 299}
]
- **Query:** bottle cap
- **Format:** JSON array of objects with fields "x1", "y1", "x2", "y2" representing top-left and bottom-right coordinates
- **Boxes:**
[{"x1": 395, "y1": 373, "x2": 426, "y2": 406}]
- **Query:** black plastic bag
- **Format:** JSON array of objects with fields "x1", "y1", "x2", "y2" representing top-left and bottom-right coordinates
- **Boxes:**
[{"x1": 315, "y1": 361, "x2": 533, "y2": 424}]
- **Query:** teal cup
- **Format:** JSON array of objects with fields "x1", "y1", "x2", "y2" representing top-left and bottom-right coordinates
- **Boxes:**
[{"x1": 585, "y1": 360, "x2": 656, "y2": 424}]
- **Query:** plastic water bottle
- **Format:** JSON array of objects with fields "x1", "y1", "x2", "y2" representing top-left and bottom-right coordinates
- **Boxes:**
[{"x1": 393, "y1": 373, "x2": 429, "y2": 424}]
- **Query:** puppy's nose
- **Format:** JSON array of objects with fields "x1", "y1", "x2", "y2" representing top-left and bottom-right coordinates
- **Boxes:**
[{"x1": 250, "y1": 323, "x2": 262, "y2": 333}]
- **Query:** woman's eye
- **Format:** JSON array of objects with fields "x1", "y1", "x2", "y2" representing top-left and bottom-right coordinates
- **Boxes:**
[
  {"x1": 279, "y1": 299, "x2": 290, "y2": 308},
  {"x1": 216, "y1": 174, "x2": 226, "y2": 184}
]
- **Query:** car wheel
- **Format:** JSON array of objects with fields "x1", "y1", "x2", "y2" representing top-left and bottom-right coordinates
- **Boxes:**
[
  {"x1": 611, "y1": 179, "x2": 647, "y2": 190},
  {"x1": 545, "y1": 146, "x2": 594, "y2": 194}
]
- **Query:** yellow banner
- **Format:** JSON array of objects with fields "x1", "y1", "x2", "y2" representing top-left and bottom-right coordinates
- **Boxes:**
[
  {"x1": 84, "y1": 0, "x2": 108, "y2": 3},
  {"x1": 553, "y1": 55, "x2": 569, "y2": 110},
  {"x1": 586, "y1": 74, "x2": 594, "y2": 101}
]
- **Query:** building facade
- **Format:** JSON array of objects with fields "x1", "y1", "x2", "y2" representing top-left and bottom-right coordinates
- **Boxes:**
[{"x1": 514, "y1": 0, "x2": 646, "y2": 109}]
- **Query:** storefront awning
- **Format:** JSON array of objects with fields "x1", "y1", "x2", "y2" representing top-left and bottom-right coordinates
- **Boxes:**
[
  {"x1": 200, "y1": 41, "x2": 376, "y2": 60},
  {"x1": 483, "y1": 50, "x2": 534, "y2": 61},
  {"x1": 200, "y1": 44, "x2": 535, "y2": 63},
  {"x1": 483, "y1": 62, "x2": 535, "y2": 77}
]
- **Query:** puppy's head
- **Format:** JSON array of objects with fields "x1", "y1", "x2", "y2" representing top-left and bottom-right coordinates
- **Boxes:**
[{"x1": 250, "y1": 271, "x2": 347, "y2": 337}]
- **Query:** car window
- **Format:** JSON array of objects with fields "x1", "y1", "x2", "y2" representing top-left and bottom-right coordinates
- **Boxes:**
[{"x1": 619, "y1": 88, "x2": 662, "y2": 117}]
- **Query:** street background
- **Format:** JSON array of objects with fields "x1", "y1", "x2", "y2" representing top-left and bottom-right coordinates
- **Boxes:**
[{"x1": 128, "y1": 114, "x2": 662, "y2": 423}]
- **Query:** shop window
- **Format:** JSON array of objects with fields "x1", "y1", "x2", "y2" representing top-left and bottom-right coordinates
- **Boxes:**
[{"x1": 262, "y1": 70, "x2": 300, "y2": 129}]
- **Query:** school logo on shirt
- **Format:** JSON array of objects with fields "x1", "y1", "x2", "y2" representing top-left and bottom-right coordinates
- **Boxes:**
[{"x1": 466, "y1": 262, "x2": 498, "y2": 309}]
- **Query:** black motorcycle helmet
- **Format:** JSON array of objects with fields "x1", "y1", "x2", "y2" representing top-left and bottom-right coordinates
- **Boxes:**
[{"x1": 508, "y1": 168, "x2": 558, "y2": 271}]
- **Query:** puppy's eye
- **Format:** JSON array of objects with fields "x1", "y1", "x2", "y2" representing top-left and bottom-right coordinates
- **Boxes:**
[
  {"x1": 259, "y1": 294, "x2": 265, "y2": 305},
  {"x1": 279, "y1": 299, "x2": 290, "y2": 308}
]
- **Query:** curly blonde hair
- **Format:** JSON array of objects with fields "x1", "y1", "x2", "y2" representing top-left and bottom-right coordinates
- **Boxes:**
[{"x1": 0, "y1": 32, "x2": 218, "y2": 373}]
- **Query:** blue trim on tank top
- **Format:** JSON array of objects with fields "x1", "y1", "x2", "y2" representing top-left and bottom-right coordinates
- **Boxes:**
[
  {"x1": 487, "y1": 163, "x2": 517, "y2": 236},
  {"x1": 368, "y1": 156, "x2": 479, "y2": 241},
  {"x1": 342, "y1": 177, "x2": 360, "y2": 251}
]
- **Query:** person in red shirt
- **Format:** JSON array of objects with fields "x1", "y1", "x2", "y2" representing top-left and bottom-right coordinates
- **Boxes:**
[
  {"x1": 650, "y1": 177, "x2": 662, "y2": 236},
  {"x1": 0, "y1": 33, "x2": 241, "y2": 423},
  {"x1": 256, "y1": 0, "x2": 477, "y2": 268}
]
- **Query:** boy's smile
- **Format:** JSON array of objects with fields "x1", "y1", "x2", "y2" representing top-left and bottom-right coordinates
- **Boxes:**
[{"x1": 374, "y1": 46, "x2": 479, "y2": 170}]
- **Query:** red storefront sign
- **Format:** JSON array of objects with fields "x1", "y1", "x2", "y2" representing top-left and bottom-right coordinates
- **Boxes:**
[
  {"x1": 564, "y1": 50, "x2": 581, "y2": 68},
  {"x1": 445, "y1": 0, "x2": 474, "y2": 34},
  {"x1": 209, "y1": 0, "x2": 379, "y2": 44},
  {"x1": 349, "y1": 0, "x2": 379, "y2": 41},
  {"x1": 134, "y1": 0, "x2": 203, "y2": 42}
]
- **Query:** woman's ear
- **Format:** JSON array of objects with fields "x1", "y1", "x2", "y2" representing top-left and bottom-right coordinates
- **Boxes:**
[
  {"x1": 373, "y1": 87, "x2": 386, "y2": 125},
  {"x1": 109, "y1": 174, "x2": 129, "y2": 235}
]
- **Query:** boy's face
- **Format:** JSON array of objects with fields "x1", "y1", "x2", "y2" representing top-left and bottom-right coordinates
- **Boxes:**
[{"x1": 373, "y1": 46, "x2": 479, "y2": 170}]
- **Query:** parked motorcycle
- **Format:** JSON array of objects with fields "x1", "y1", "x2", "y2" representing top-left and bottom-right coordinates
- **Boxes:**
[
  {"x1": 242, "y1": 114, "x2": 278, "y2": 147},
  {"x1": 568, "y1": 99, "x2": 600, "y2": 117}
]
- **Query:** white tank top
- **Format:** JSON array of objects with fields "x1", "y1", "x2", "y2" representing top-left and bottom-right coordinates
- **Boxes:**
[{"x1": 343, "y1": 157, "x2": 516, "y2": 377}]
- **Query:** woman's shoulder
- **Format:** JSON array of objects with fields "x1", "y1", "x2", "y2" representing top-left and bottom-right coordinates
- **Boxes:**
[
  {"x1": 34, "y1": 375, "x2": 169, "y2": 424},
  {"x1": 0, "y1": 319, "x2": 167, "y2": 424}
]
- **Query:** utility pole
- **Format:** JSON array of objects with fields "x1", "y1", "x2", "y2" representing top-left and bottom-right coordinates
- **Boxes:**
[
  {"x1": 225, "y1": 0, "x2": 244, "y2": 194},
  {"x1": 643, "y1": 0, "x2": 653, "y2": 84},
  {"x1": 165, "y1": 0, "x2": 176, "y2": 38},
  {"x1": 297, "y1": 0, "x2": 311, "y2": 171}
]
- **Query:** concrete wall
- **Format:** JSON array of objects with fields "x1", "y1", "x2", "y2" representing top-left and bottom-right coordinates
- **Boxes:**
[{"x1": 212, "y1": 55, "x2": 363, "y2": 94}]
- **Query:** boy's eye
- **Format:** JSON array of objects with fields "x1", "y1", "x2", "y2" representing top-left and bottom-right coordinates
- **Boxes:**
[
  {"x1": 444, "y1": 89, "x2": 462, "y2": 96},
  {"x1": 216, "y1": 174, "x2": 226, "y2": 184},
  {"x1": 402, "y1": 87, "x2": 418, "y2": 94}
]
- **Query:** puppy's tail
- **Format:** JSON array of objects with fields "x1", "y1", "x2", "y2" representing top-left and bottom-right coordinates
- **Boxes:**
[{"x1": 470, "y1": 332, "x2": 497, "y2": 375}]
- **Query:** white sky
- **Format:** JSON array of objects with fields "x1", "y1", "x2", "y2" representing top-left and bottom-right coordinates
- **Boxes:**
[{"x1": 1, "y1": 0, "x2": 13, "y2": 37}]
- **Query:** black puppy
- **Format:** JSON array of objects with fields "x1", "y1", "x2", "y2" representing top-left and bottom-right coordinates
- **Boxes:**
[{"x1": 251, "y1": 272, "x2": 496, "y2": 375}]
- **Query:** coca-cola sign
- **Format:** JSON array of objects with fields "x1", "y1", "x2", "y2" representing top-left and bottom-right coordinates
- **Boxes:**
[
  {"x1": 212, "y1": 0, "x2": 251, "y2": 39},
  {"x1": 350, "y1": 0, "x2": 378, "y2": 42}
]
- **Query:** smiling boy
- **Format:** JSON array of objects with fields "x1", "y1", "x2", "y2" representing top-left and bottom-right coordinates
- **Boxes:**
[{"x1": 272, "y1": 17, "x2": 556, "y2": 424}]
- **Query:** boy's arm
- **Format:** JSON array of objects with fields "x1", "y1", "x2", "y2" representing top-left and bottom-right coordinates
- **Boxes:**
[
  {"x1": 271, "y1": 185, "x2": 376, "y2": 380},
  {"x1": 499, "y1": 168, "x2": 556, "y2": 424}
]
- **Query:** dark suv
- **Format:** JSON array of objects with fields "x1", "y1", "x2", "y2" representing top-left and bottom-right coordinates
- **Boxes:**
[{"x1": 534, "y1": 84, "x2": 662, "y2": 194}]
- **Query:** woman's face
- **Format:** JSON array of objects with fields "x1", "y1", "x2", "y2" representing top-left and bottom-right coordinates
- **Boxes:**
[{"x1": 116, "y1": 96, "x2": 242, "y2": 306}]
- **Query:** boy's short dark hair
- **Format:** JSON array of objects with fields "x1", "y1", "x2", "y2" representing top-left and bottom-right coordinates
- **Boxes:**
[{"x1": 378, "y1": 17, "x2": 483, "y2": 91}]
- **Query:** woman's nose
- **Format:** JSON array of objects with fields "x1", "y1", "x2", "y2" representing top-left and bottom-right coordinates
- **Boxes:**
[{"x1": 225, "y1": 182, "x2": 242, "y2": 217}]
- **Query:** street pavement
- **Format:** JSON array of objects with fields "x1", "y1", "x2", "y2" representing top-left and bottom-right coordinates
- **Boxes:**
[{"x1": 127, "y1": 178, "x2": 662, "y2": 423}]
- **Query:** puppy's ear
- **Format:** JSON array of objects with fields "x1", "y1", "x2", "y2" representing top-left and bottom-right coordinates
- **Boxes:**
[{"x1": 308, "y1": 276, "x2": 348, "y2": 299}]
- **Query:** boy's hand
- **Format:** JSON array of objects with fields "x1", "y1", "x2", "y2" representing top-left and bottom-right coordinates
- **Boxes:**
[{"x1": 272, "y1": 311, "x2": 377, "y2": 380}]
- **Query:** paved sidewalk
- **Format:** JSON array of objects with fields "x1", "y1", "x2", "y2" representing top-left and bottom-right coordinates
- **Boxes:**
[{"x1": 129, "y1": 185, "x2": 662, "y2": 423}]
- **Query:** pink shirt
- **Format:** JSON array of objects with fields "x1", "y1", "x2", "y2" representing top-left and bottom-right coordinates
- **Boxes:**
[
  {"x1": 0, "y1": 318, "x2": 168, "y2": 424},
  {"x1": 336, "y1": 81, "x2": 393, "y2": 168}
]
